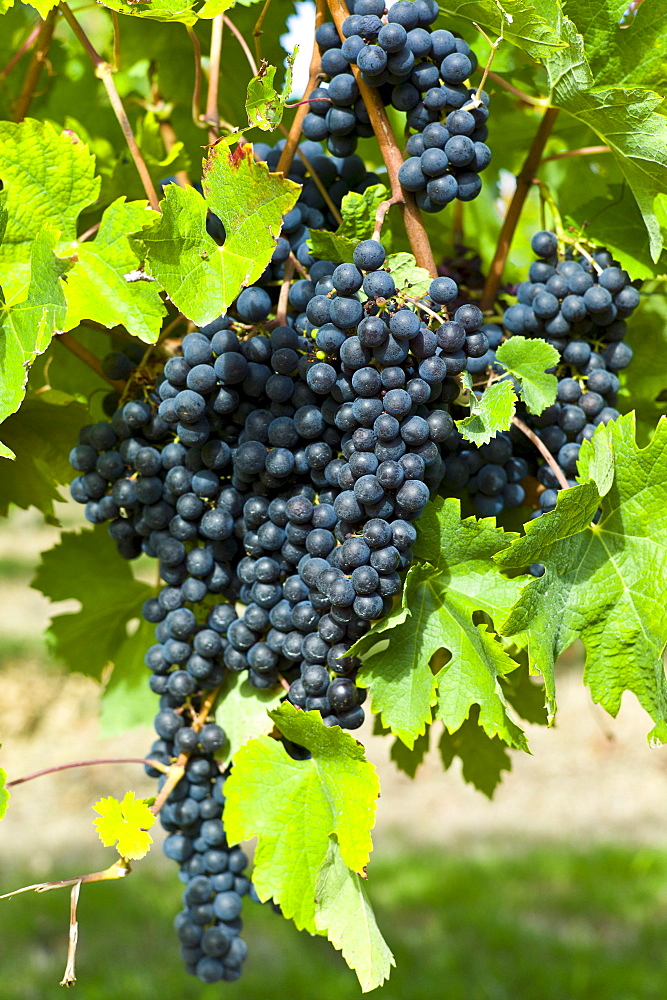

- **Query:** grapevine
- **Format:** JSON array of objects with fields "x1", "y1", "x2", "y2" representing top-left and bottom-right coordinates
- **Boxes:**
[{"x1": 0, "y1": 0, "x2": 666, "y2": 993}]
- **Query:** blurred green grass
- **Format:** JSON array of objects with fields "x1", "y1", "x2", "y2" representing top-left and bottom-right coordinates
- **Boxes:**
[{"x1": 3, "y1": 846, "x2": 667, "y2": 1000}]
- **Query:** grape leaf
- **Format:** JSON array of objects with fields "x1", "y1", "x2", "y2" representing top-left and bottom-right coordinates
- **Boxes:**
[
  {"x1": 0, "y1": 119, "x2": 99, "y2": 299},
  {"x1": 563, "y1": 0, "x2": 667, "y2": 92},
  {"x1": 224, "y1": 704, "x2": 379, "y2": 933},
  {"x1": 309, "y1": 184, "x2": 390, "y2": 263},
  {"x1": 385, "y1": 252, "x2": 432, "y2": 297},
  {"x1": 141, "y1": 142, "x2": 300, "y2": 326},
  {"x1": 390, "y1": 728, "x2": 430, "y2": 778},
  {"x1": 98, "y1": 0, "x2": 198, "y2": 25},
  {"x1": 617, "y1": 292, "x2": 667, "y2": 443},
  {"x1": 456, "y1": 379, "x2": 517, "y2": 445},
  {"x1": 0, "y1": 393, "x2": 91, "y2": 521},
  {"x1": 246, "y1": 50, "x2": 297, "y2": 131},
  {"x1": 496, "y1": 414, "x2": 667, "y2": 745},
  {"x1": 63, "y1": 199, "x2": 165, "y2": 343},
  {"x1": 0, "y1": 228, "x2": 71, "y2": 430},
  {"x1": 31, "y1": 526, "x2": 153, "y2": 679},
  {"x1": 307, "y1": 229, "x2": 357, "y2": 264},
  {"x1": 314, "y1": 837, "x2": 395, "y2": 993},
  {"x1": 214, "y1": 673, "x2": 284, "y2": 763},
  {"x1": 438, "y1": 708, "x2": 513, "y2": 798},
  {"x1": 577, "y1": 419, "x2": 615, "y2": 497},
  {"x1": 564, "y1": 182, "x2": 667, "y2": 281},
  {"x1": 437, "y1": 0, "x2": 567, "y2": 58},
  {"x1": 99, "y1": 619, "x2": 157, "y2": 738},
  {"x1": 336, "y1": 184, "x2": 390, "y2": 243},
  {"x1": 350, "y1": 498, "x2": 529, "y2": 749},
  {"x1": 93, "y1": 791, "x2": 156, "y2": 860},
  {"x1": 495, "y1": 335, "x2": 559, "y2": 414},
  {"x1": 0, "y1": 767, "x2": 9, "y2": 820}
]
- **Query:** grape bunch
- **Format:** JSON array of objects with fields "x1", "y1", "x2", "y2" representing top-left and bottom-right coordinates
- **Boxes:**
[
  {"x1": 303, "y1": 0, "x2": 491, "y2": 211},
  {"x1": 435, "y1": 232, "x2": 640, "y2": 524},
  {"x1": 502, "y1": 230, "x2": 638, "y2": 508},
  {"x1": 67, "y1": 156, "x2": 507, "y2": 977}
]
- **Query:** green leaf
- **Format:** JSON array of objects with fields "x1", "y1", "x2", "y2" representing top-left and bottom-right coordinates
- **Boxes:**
[
  {"x1": 32, "y1": 526, "x2": 153, "y2": 679},
  {"x1": 390, "y1": 728, "x2": 430, "y2": 778},
  {"x1": 314, "y1": 837, "x2": 395, "y2": 993},
  {"x1": 309, "y1": 184, "x2": 390, "y2": 263},
  {"x1": 495, "y1": 336, "x2": 559, "y2": 414},
  {"x1": 456, "y1": 379, "x2": 517, "y2": 445},
  {"x1": 98, "y1": 0, "x2": 198, "y2": 25},
  {"x1": 0, "y1": 229, "x2": 71, "y2": 429},
  {"x1": 564, "y1": 0, "x2": 667, "y2": 92},
  {"x1": 496, "y1": 414, "x2": 667, "y2": 745},
  {"x1": 307, "y1": 229, "x2": 358, "y2": 264},
  {"x1": 384, "y1": 252, "x2": 432, "y2": 297},
  {"x1": 438, "y1": 708, "x2": 513, "y2": 798},
  {"x1": 63, "y1": 198, "x2": 165, "y2": 343},
  {"x1": 337, "y1": 184, "x2": 389, "y2": 243},
  {"x1": 0, "y1": 394, "x2": 91, "y2": 521},
  {"x1": 0, "y1": 767, "x2": 9, "y2": 820},
  {"x1": 224, "y1": 703, "x2": 379, "y2": 933},
  {"x1": 0, "y1": 120, "x2": 99, "y2": 299},
  {"x1": 214, "y1": 673, "x2": 284, "y2": 763},
  {"x1": 618, "y1": 297, "x2": 667, "y2": 445},
  {"x1": 141, "y1": 143, "x2": 300, "y2": 326},
  {"x1": 246, "y1": 50, "x2": 297, "y2": 131},
  {"x1": 437, "y1": 0, "x2": 567, "y2": 59},
  {"x1": 577, "y1": 419, "x2": 615, "y2": 497},
  {"x1": 351, "y1": 498, "x2": 529, "y2": 750},
  {"x1": 99, "y1": 619, "x2": 157, "y2": 737}
]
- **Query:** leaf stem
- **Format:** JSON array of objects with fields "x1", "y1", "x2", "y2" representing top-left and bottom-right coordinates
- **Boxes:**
[
  {"x1": 1, "y1": 20, "x2": 43, "y2": 79},
  {"x1": 223, "y1": 14, "x2": 258, "y2": 76},
  {"x1": 512, "y1": 416, "x2": 570, "y2": 490},
  {"x1": 480, "y1": 105, "x2": 559, "y2": 311},
  {"x1": 6, "y1": 757, "x2": 168, "y2": 788},
  {"x1": 59, "y1": 3, "x2": 160, "y2": 212},
  {"x1": 482, "y1": 69, "x2": 549, "y2": 108},
  {"x1": 59, "y1": 882, "x2": 81, "y2": 987},
  {"x1": 541, "y1": 145, "x2": 611, "y2": 163},
  {"x1": 277, "y1": 0, "x2": 327, "y2": 176},
  {"x1": 57, "y1": 332, "x2": 126, "y2": 391},
  {"x1": 276, "y1": 257, "x2": 296, "y2": 326},
  {"x1": 12, "y1": 9, "x2": 57, "y2": 122},
  {"x1": 252, "y1": 0, "x2": 273, "y2": 67},
  {"x1": 204, "y1": 15, "x2": 225, "y2": 143},
  {"x1": 326, "y1": 0, "x2": 437, "y2": 275}
]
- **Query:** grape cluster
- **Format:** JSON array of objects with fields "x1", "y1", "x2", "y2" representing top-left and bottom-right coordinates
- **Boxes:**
[
  {"x1": 502, "y1": 230, "x2": 638, "y2": 508},
  {"x1": 147, "y1": 747, "x2": 252, "y2": 982},
  {"x1": 435, "y1": 231, "x2": 639, "y2": 531},
  {"x1": 304, "y1": 0, "x2": 490, "y2": 211}
]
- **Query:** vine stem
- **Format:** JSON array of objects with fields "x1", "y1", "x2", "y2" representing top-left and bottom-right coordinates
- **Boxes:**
[
  {"x1": 482, "y1": 69, "x2": 549, "y2": 108},
  {"x1": 57, "y1": 332, "x2": 126, "y2": 391},
  {"x1": 12, "y1": 10, "x2": 57, "y2": 122},
  {"x1": 275, "y1": 257, "x2": 296, "y2": 326},
  {"x1": 185, "y1": 25, "x2": 203, "y2": 129},
  {"x1": 541, "y1": 145, "x2": 611, "y2": 163},
  {"x1": 204, "y1": 16, "x2": 224, "y2": 143},
  {"x1": 1, "y1": 20, "x2": 43, "y2": 79},
  {"x1": 276, "y1": 0, "x2": 327, "y2": 176},
  {"x1": 150, "y1": 685, "x2": 223, "y2": 815},
  {"x1": 59, "y1": 882, "x2": 81, "y2": 987},
  {"x1": 59, "y1": 3, "x2": 160, "y2": 212},
  {"x1": 0, "y1": 859, "x2": 132, "y2": 901},
  {"x1": 6, "y1": 757, "x2": 168, "y2": 788},
  {"x1": 252, "y1": 0, "x2": 273, "y2": 66},
  {"x1": 480, "y1": 105, "x2": 559, "y2": 312},
  {"x1": 223, "y1": 14, "x2": 258, "y2": 75},
  {"x1": 512, "y1": 416, "x2": 570, "y2": 491},
  {"x1": 326, "y1": 0, "x2": 437, "y2": 276}
]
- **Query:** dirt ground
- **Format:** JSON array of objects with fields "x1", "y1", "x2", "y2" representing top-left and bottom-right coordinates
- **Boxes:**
[{"x1": 1, "y1": 507, "x2": 667, "y2": 871}]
